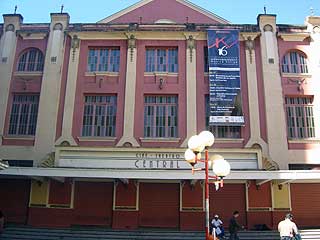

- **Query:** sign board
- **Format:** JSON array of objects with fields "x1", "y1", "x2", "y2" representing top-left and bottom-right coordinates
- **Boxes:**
[
  {"x1": 57, "y1": 148, "x2": 258, "y2": 170},
  {"x1": 207, "y1": 29, "x2": 244, "y2": 125}
]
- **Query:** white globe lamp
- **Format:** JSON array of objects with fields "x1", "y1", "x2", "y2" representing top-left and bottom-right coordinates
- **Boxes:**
[
  {"x1": 210, "y1": 154, "x2": 231, "y2": 177},
  {"x1": 188, "y1": 135, "x2": 205, "y2": 153},
  {"x1": 198, "y1": 131, "x2": 215, "y2": 147}
]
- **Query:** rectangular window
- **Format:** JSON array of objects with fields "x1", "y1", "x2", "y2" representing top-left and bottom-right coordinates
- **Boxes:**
[
  {"x1": 82, "y1": 95, "x2": 117, "y2": 137},
  {"x1": 87, "y1": 48, "x2": 120, "y2": 72},
  {"x1": 144, "y1": 96, "x2": 178, "y2": 138},
  {"x1": 285, "y1": 97, "x2": 315, "y2": 139},
  {"x1": 205, "y1": 96, "x2": 241, "y2": 138},
  {"x1": 145, "y1": 48, "x2": 178, "y2": 73},
  {"x1": 8, "y1": 94, "x2": 39, "y2": 136}
]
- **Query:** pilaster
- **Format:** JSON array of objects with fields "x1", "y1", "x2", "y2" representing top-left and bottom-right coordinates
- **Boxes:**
[
  {"x1": 181, "y1": 33, "x2": 198, "y2": 147},
  {"x1": 55, "y1": 34, "x2": 80, "y2": 146},
  {"x1": 34, "y1": 13, "x2": 70, "y2": 162},
  {"x1": 305, "y1": 16, "x2": 320, "y2": 138},
  {"x1": 0, "y1": 14, "x2": 23, "y2": 145},
  {"x1": 258, "y1": 14, "x2": 288, "y2": 169},
  {"x1": 242, "y1": 33, "x2": 268, "y2": 155},
  {"x1": 117, "y1": 33, "x2": 140, "y2": 147}
]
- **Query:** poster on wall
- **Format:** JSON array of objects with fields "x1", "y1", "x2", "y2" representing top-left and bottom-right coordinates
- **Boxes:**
[{"x1": 207, "y1": 29, "x2": 244, "y2": 126}]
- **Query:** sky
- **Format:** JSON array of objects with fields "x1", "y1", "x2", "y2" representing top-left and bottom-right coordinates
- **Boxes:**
[{"x1": 0, "y1": 0, "x2": 319, "y2": 24}]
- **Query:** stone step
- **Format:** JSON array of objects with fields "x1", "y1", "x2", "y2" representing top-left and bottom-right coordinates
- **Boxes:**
[{"x1": 2, "y1": 226, "x2": 320, "y2": 240}]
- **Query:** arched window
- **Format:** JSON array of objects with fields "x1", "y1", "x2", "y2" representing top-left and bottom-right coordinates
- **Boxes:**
[
  {"x1": 17, "y1": 48, "x2": 44, "y2": 72},
  {"x1": 281, "y1": 51, "x2": 308, "y2": 74}
]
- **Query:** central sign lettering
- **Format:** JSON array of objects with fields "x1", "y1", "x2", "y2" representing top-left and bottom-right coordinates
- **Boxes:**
[{"x1": 134, "y1": 152, "x2": 182, "y2": 169}]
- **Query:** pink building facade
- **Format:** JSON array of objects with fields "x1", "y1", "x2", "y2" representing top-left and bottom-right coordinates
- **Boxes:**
[{"x1": 0, "y1": 0, "x2": 320, "y2": 230}]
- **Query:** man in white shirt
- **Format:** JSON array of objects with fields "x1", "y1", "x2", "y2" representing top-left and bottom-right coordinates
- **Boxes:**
[
  {"x1": 278, "y1": 213, "x2": 298, "y2": 240},
  {"x1": 211, "y1": 214, "x2": 225, "y2": 239}
]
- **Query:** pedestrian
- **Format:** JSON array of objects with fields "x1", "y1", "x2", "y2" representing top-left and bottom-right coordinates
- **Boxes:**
[
  {"x1": 0, "y1": 210, "x2": 4, "y2": 234},
  {"x1": 211, "y1": 214, "x2": 226, "y2": 239},
  {"x1": 278, "y1": 213, "x2": 300, "y2": 240},
  {"x1": 228, "y1": 211, "x2": 243, "y2": 240}
]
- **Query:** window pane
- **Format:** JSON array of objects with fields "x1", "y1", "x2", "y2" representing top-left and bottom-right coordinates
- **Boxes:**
[
  {"x1": 17, "y1": 49, "x2": 44, "y2": 72},
  {"x1": 144, "y1": 96, "x2": 178, "y2": 138},
  {"x1": 82, "y1": 95, "x2": 117, "y2": 137},
  {"x1": 168, "y1": 49, "x2": 178, "y2": 72},
  {"x1": 282, "y1": 51, "x2": 308, "y2": 74},
  {"x1": 157, "y1": 49, "x2": 167, "y2": 72},
  {"x1": 98, "y1": 49, "x2": 109, "y2": 71},
  {"x1": 145, "y1": 49, "x2": 155, "y2": 72},
  {"x1": 87, "y1": 48, "x2": 120, "y2": 72},
  {"x1": 8, "y1": 95, "x2": 39, "y2": 136},
  {"x1": 145, "y1": 48, "x2": 178, "y2": 73},
  {"x1": 285, "y1": 97, "x2": 315, "y2": 139}
]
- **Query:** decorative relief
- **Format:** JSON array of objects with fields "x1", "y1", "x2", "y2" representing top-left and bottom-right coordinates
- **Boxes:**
[
  {"x1": 313, "y1": 26, "x2": 320, "y2": 34},
  {"x1": 262, "y1": 157, "x2": 279, "y2": 171},
  {"x1": 245, "y1": 36, "x2": 255, "y2": 63},
  {"x1": 5, "y1": 24, "x2": 15, "y2": 32},
  {"x1": 53, "y1": 23, "x2": 63, "y2": 31},
  {"x1": 187, "y1": 35, "x2": 195, "y2": 62},
  {"x1": 263, "y1": 24, "x2": 273, "y2": 32},
  {"x1": 39, "y1": 152, "x2": 55, "y2": 168},
  {"x1": 287, "y1": 78, "x2": 306, "y2": 92},
  {"x1": 127, "y1": 34, "x2": 136, "y2": 62},
  {"x1": 71, "y1": 34, "x2": 80, "y2": 61},
  {"x1": 13, "y1": 75, "x2": 42, "y2": 91}
]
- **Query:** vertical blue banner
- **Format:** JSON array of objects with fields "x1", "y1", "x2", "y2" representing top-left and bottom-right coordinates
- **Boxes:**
[{"x1": 207, "y1": 29, "x2": 244, "y2": 125}]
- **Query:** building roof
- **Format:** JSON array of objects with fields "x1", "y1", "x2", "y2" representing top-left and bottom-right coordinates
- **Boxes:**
[{"x1": 97, "y1": 0, "x2": 230, "y2": 24}]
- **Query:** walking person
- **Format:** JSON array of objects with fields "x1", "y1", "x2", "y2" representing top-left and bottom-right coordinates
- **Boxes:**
[
  {"x1": 228, "y1": 211, "x2": 243, "y2": 240},
  {"x1": 211, "y1": 214, "x2": 226, "y2": 239},
  {"x1": 278, "y1": 213, "x2": 300, "y2": 240}
]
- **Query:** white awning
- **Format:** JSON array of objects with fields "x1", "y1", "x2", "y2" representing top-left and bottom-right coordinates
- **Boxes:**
[{"x1": 1, "y1": 167, "x2": 320, "y2": 182}]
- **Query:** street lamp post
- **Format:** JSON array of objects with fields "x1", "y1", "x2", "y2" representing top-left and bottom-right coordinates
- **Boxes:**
[{"x1": 184, "y1": 131, "x2": 231, "y2": 240}]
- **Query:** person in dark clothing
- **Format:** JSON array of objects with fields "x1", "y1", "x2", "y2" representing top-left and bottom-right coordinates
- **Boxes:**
[{"x1": 228, "y1": 211, "x2": 243, "y2": 240}]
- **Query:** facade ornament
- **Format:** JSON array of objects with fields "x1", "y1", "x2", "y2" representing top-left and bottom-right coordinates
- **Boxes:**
[
  {"x1": 245, "y1": 36, "x2": 254, "y2": 63},
  {"x1": 288, "y1": 78, "x2": 306, "y2": 92},
  {"x1": 53, "y1": 23, "x2": 63, "y2": 31},
  {"x1": 187, "y1": 35, "x2": 195, "y2": 62},
  {"x1": 158, "y1": 78, "x2": 164, "y2": 89},
  {"x1": 71, "y1": 34, "x2": 80, "y2": 61},
  {"x1": 313, "y1": 26, "x2": 320, "y2": 34},
  {"x1": 5, "y1": 24, "x2": 15, "y2": 32},
  {"x1": 262, "y1": 157, "x2": 279, "y2": 171},
  {"x1": 39, "y1": 152, "x2": 55, "y2": 168},
  {"x1": 127, "y1": 34, "x2": 136, "y2": 62},
  {"x1": 263, "y1": 24, "x2": 273, "y2": 32}
]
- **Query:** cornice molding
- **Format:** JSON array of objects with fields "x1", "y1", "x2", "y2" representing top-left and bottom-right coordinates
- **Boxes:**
[{"x1": 278, "y1": 33, "x2": 310, "y2": 42}]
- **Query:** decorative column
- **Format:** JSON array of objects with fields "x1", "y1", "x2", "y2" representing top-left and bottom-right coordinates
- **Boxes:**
[
  {"x1": 0, "y1": 14, "x2": 23, "y2": 145},
  {"x1": 181, "y1": 33, "x2": 198, "y2": 147},
  {"x1": 258, "y1": 14, "x2": 288, "y2": 169},
  {"x1": 306, "y1": 17, "x2": 320, "y2": 138},
  {"x1": 55, "y1": 34, "x2": 80, "y2": 146},
  {"x1": 117, "y1": 33, "x2": 139, "y2": 147},
  {"x1": 242, "y1": 33, "x2": 268, "y2": 156},
  {"x1": 34, "y1": 13, "x2": 70, "y2": 162}
]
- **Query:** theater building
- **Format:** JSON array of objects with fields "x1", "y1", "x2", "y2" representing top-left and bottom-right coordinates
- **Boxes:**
[{"x1": 0, "y1": 0, "x2": 320, "y2": 230}]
